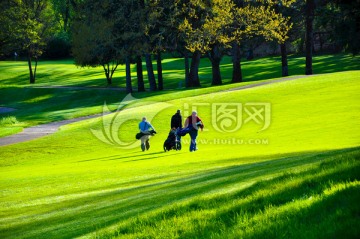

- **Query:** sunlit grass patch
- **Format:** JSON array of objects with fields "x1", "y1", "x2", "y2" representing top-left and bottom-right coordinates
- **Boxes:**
[
  {"x1": 0, "y1": 116, "x2": 24, "y2": 137},
  {"x1": 0, "y1": 115, "x2": 19, "y2": 125},
  {"x1": 96, "y1": 148, "x2": 360, "y2": 239},
  {"x1": 0, "y1": 62, "x2": 359, "y2": 238}
]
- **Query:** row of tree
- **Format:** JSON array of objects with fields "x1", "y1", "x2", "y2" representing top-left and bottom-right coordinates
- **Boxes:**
[
  {"x1": 72, "y1": 0, "x2": 293, "y2": 93},
  {"x1": 0, "y1": 0, "x2": 359, "y2": 90}
]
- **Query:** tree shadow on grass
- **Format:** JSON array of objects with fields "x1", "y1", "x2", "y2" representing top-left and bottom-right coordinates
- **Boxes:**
[
  {"x1": 1, "y1": 147, "x2": 359, "y2": 239},
  {"x1": 121, "y1": 151, "x2": 188, "y2": 163},
  {"x1": 76, "y1": 151, "x2": 140, "y2": 163},
  {"x1": 109, "y1": 146, "x2": 360, "y2": 239},
  {"x1": 77, "y1": 150, "x2": 181, "y2": 163},
  {"x1": 0, "y1": 86, "x2": 127, "y2": 125},
  {"x1": 2, "y1": 54, "x2": 358, "y2": 90},
  {"x1": 234, "y1": 186, "x2": 360, "y2": 239}
]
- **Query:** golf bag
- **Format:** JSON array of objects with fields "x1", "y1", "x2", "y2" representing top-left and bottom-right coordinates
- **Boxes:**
[
  {"x1": 163, "y1": 128, "x2": 181, "y2": 151},
  {"x1": 136, "y1": 130, "x2": 156, "y2": 140}
]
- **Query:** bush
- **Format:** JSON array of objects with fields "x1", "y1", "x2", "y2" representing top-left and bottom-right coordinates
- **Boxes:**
[
  {"x1": 44, "y1": 31, "x2": 71, "y2": 59},
  {"x1": 0, "y1": 116, "x2": 19, "y2": 126}
]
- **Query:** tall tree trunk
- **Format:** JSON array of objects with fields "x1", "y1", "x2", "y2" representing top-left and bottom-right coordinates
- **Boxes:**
[
  {"x1": 305, "y1": 0, "x2": 315, "y2": 75},
  {"x1": 139, "y1": 0, "x2": 144, "y2": 8},
  {"x1": 34, "y1": 58, "x2": 38, "y2": 83},
  {"x1": 184, "y1": 51, "x2": 190, "y2": 88},
  {"x1": 125, "y1": 57, "x2": 133, "y2": 93},
  {"x1": 280, "y1": 43, "x2": 289, "y2": 77},
  {"x1": 211, "y1": 60, "x2": 222, "y2": 85},
  {"x1": 27, "y1": 56, "x2": 35, "y2": 84},
  {"x1": 136, "y1": 55, "x2": 145, "y2": 92},
  {"x1": 232, "y1": 43, "x2": 242, "y2": 83},
  {"x1": 102, "y1": 64, "x2": 112, "y2": 85},
  {"x1": 209, "y1": 45, "x2": 222, "y2": 86},
  {"x1": 352, "y1": 11, "x2": 360, "y2": 55},
  {"x1": 145, "y1": 53, "x2": 157, "y2": 91},
  {"x1": 188, "y1": 51, "x2": 201, "y2": 87},
  {"x1": 274, "y1": 2, "x2": 288, "y2": 78},
  {"x1": 156, "y1": 51, "x2": 163, "y2": 90},
  {"x1": 64, "y1": 0, "x2": 70, "y2": 31}
]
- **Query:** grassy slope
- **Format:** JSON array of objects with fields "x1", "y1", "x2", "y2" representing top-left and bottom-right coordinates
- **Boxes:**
[
  {"x1": 1, "y1": 54, "x2": 359, "y2": 88},
  {"x1": 0, "y1": 71, "x2": 359, "y2": 238},
  {"x1": 0, "y1": 54, "x2": 359, "y2": 138}
]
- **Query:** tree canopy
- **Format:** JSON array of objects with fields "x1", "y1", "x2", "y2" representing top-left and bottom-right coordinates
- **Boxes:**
[
  {"x1": 0, "y1": 0, "x2": 358, "y2": 88},
  {"x1": 0, "y1": 0, "x2": 58, "y2": 83}
]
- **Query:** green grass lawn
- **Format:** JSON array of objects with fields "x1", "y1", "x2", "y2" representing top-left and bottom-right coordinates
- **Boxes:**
[
  {"x1": 0, "y1": 68, "x2": 359, "y2": 238},
  {"x1": 1, "y1": 53, "x2": 359, "y2": 138},
  {"x1": 0, "y1": 54, "x2": 359, "y2": 88}
]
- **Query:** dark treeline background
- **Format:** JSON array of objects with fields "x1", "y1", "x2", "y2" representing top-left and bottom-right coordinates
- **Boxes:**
[{"x1": 0, "y1": 0, "x2": 359, "y2": 89}]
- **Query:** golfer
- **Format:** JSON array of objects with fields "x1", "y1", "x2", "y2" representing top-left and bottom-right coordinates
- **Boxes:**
[
  {"x1": 138, "y1": 117, "x2": 156, "y2": 151},
  {"x1": 183, "y1": 111, "x2": 204, "y2": 152}
]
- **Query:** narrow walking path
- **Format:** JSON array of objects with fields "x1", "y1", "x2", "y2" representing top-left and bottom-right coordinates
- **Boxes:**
[
  {"x1": 0, "y1": 113, "x2": 110, "y2": 146},
  {"x1": 0, "y1": 75, "x2": 311, "y2": 147},
  {"x1": 221, "y1": 75, "x2": 309, "y2": 92}
]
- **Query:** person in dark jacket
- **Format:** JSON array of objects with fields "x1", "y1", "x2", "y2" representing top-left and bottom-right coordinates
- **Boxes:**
[
  {"x1": 171, "y1": 110, "x2": 183, "y2": 148},
  {"x1": 171, "y1": 110, "x2": 183, "y2": 129}
]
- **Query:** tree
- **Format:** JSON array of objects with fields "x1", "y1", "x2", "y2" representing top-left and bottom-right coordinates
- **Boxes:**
[
  {"x1": 177, "y1": 0, "x2": 293, "y2": 86},
  {"x1": 72, "y1": 1, "x2": 120, "y2": 85},
  {"x1": 231, "y1": 42, "x2": 243, "y2": 83},
  {"x1": 275, "y1": 0, "x2": 303, "y2": 77},
  {"x1": 72, "y1": 0, "x2": 144, "y2": 92},
  {"x1": 136, "y1": 56, "x2": 145, "y2": 92},
  {"x1": 178, "y1": 0, "x2": 235, "y2": 86},
  {"x1": 51, "y1": 0, "x2": 78, "y2": 32},
  {"x1": 145, "y1": 53, "x2": 157, "y2": 91},
  {"x1": 305, "y1": 0, "x2": 315, "y2": 75},
  {"x1": 0, "y1": 0, "x2": 57, "y2": 83},
  {"x1": 144, "y1": 0, "x2": 164, "y2": 90},
  {"x1": 156, "y1": 52, "x2": 164, "y2": 90},
  {"x1": 231, "y1": 0, "x2": 293, "y2": 81},
  {"x1": 46, "y1": 0, "x2": 78, "y2": 59},
  {"x1": 175, "y1": 0, "x2": 211, "y2": 87},
  {"x1": 125, "y1": 56, "x2": 133, "y2": 93},
  {"x1": 177, "y1": 0, "x2": 236, "y2": 86},
  {"x1": 143, "y1": 0, "x2": 177, "y2": 90},
  {"x1": 113, "y1": 0, "x2": 147, "y2": 93},
  {"x1": 130, "y1": 0, "x2": 160, "y2": 92},
  {"x1": 315, "y1": 0, "x2": 360, "y2": 55},
  {"x1": 205, "y1": 0, "x2": 235, "y2": 85}
]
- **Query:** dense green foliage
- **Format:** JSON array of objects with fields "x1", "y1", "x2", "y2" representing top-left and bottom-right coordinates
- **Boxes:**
[
  {"x1": 1, "y1": 0, "x2": 358, "y2": 86},
  {"x1": 315, "y1": 0, "x2": 360, "y2": 55},
  {"x1": 0, "y1": 0, "x2": 58, "y2": 83}
]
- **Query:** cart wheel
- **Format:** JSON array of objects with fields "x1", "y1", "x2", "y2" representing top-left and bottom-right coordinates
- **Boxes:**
[{"x1": 176, "y1": 142, "x2": 181, "y2": 150}]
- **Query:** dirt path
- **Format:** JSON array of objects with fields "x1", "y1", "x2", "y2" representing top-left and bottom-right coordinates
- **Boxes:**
[
  {"x1": 221, "y1": 75, "x2": 309, "y2": 92},
  {"x1": 0, "y1": 113, "x2": 110, "y2": 146},
  {"x1": 0, "y1": 75, "x2": 311, "y2": 147}
]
